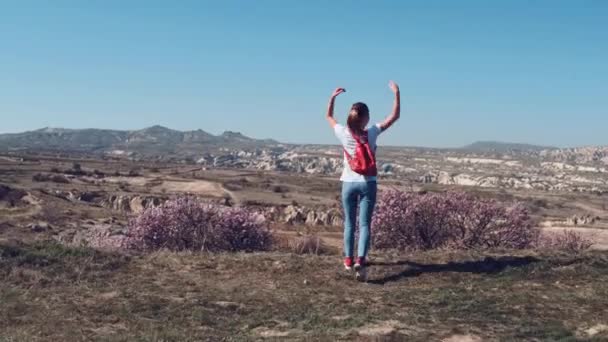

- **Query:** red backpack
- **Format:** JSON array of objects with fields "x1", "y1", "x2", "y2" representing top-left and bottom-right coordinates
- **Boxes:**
[{"x1": 344, "y1": 130, "x2": 378, "y2": 177}]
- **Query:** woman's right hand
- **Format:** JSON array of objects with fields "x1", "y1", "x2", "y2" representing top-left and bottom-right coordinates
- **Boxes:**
[
  {"x1": 331, "y1": 87, "x2": 346, "y2": 99},
  {"x1": 388, "y1": 81, "x2": 399, "y2": 94}
]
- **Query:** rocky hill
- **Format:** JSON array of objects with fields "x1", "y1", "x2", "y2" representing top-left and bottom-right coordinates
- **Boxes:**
[
  {"x1": 3, "y1": 126, "x2": 608, "y2": 194},
  {"x1": 463, "y1": 141, "x2": 556, "y2": 153},
  {"x1": 0, "y1": 125, "x2": 279, "y2": 154}
]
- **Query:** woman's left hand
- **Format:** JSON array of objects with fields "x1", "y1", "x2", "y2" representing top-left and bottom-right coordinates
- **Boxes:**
[{"x1": 331, "y1": 87, "x2": 346, "y2": 98}]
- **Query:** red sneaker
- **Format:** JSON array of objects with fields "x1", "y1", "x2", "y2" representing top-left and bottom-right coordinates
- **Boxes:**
[
  {"x1": 355, "y1": 257, "x2": 367, "y2": 282},
  {"x1": 344, "y1": 257, "x2": 353, "y2": 271},
  {"x1": 354, "y1": 257, "x2": 365, "y2": 270}
]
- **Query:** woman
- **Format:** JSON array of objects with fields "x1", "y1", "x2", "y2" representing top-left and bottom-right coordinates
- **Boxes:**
[{"x1": 325, "y1": 81, "x2": 401, "y2": 281}]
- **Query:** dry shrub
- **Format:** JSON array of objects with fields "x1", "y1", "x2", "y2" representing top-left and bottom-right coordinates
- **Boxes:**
[
  {"x1": 272, "y1": 185, "x2": 289, "y2": 193},
  {"x1": 539, "y1": 230, "x2": 594, "y2": 253},
  {"x1": 51, "y1": 175, "x2": 70, "y2": 184},
  {"x1": 288, "y1": 235, "x2": 330, "y2": 255},
  {"x1": 0, "y1": 184, "x2": 27, "y2": 203},
  {"x1": 32, "y1": 173, "x2": 70, "y2": 184},
  {"x1": 127, "y1": 169, "x2": 140, "y2": 177},
  {"x1": 33, "y1": 205, "x2": 63, "y2": 225}
]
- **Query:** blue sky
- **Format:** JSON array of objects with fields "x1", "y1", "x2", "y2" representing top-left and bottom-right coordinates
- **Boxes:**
[{"x1": 1, "y1": 1, "x2": 607, "y2": 147}]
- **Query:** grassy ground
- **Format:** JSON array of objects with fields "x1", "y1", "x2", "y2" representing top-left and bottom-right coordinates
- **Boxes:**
[{"x1": 2, "y1": 241, "x2": 608, "y2": 341}]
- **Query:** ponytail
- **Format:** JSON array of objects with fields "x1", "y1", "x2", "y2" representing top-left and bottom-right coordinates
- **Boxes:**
[{"x1": 347, "y1": 102, "x2": 370, "y2": 136}]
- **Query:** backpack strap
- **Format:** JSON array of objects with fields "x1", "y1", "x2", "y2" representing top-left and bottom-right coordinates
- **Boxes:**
[
  {"x1": 343, "y1": 129, "x2": 369, "y2": 160},
  {"x1": 347, "y1": 127, "x2": 368, "y2": 144},
  {"x1": 343, "y1": 148, "x2": 352, "y2": 160}
]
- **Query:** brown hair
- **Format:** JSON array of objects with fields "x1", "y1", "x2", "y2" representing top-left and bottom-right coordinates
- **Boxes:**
[{"x1": 347, "y1": 102, "x2": 370, "y2": 135}]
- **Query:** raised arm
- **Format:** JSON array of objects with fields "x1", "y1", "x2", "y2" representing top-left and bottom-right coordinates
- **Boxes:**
[
  {"x1": 326, "y1": 87, "x2": 345, "y2": 128},
  {"x1": 379, "y1": 80, "x2": 400, "y2": 131}
]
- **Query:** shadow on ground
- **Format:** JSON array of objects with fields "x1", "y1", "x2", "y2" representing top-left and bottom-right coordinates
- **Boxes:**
[{"x1": 368, "y1": 255, "x2": 540, "y2": 285}]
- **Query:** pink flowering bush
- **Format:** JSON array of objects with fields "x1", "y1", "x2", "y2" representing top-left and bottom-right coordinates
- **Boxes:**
[
  {"x1": 539, "y1": 230, "x2": 594, "y2": 253},
  {"x1": 123, "y1": 196, "x2": 272, "y2": 252},
  {"x1": 372, "y1": 190, "x2": 540, "y2": 250}
]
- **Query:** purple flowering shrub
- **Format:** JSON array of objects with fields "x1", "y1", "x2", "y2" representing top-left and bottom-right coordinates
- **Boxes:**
[
  {"x1": 539, "y1": 230, "x2": 594, "y2": 252},
  {"x1": 372, "y1": 190, "x2": 540, "y2": 250},
  {"x1": 123, "y1": 196, "x2": 272, "y2": 252}
]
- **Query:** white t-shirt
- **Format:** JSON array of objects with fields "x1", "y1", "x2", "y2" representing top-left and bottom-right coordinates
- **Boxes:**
[{"x1": 334, "y1": 123, "x2": 382, "y2": 182}]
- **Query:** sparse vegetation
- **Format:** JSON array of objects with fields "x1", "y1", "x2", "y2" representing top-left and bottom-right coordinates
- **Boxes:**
[
  {"x1": 127, "y1": 168, "x2": 140, "y2": 177},
  {"x1": 93, "y1": 169, "x2": 105, "y2": 178},
  {"x1": 117, "y1": 182, "x2": 130, "y2": 192},
  {"x1": 0, "y1": 185, "x2": 27, "y2": 207},
  {"x1": 33, "y1": 206, "x2": 64, "y2": 225},
  {"x1": 1, "y1": 240, "x2": 608, "y2": 341},
  {"x1": 272, "y1": 185, "x2": 289, "y2": 193},
  {"x1": 288, "y1": 234, "x2": 331, "y2": 255},
  {"x1": 32, "y1": 173, "x2": 70, "y2": 184}
]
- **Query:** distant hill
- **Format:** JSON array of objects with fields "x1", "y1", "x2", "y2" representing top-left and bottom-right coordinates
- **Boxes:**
[
  {"x1": 0, "y1": 125, "x2": 280, "y2": 155},
  {"x1": 462, "y1": 141, "x2": 558, "y2": 153}
]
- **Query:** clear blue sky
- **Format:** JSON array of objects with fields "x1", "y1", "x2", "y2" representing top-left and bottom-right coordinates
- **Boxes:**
[{"x1": 1, "y1": 1, "x2": 607, "y2": 147}]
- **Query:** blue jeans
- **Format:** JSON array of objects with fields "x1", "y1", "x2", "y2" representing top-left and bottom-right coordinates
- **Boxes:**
[{"x1": 342, "y1": 181, "x2": 377, "y2": 258}]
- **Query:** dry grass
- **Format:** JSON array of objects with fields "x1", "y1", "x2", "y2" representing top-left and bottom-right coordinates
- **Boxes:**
[{"x1": 1, "y1": 240, "x2": 608, "y2": 341}]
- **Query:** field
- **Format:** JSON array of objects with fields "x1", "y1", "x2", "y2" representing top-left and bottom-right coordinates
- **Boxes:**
[
  {"x1": 2, "y1": 242, "x2": 608, "y2": 341},
  {"x1": 2, "y1": 153, "x2": 608, "y2": 341}
]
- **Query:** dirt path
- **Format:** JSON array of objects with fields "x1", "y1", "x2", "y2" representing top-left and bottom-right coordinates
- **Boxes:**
[{"x1": 102, "y1": 175, "x2": 237, "y2": 201}]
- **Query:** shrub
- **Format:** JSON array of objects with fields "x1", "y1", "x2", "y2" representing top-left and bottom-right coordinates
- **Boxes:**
[
  {"x1": 64, "y1": 168, "x2": 87, "y2": 176},
  {"x1": 33, "y1": 205, "x2": 63, "y2": 225},
  {"x1": 123, "y1": 196, "x2": 272, "y2": 252},
  {"x1": 118, "y1": 182, "x2": 130, "y2": 192},
  {"x1": 32, "y1": 173, "x2": 49, "y2": 182},
  {"x1": 50, "y1": 175, "x2": 70, "y2": 184},
  {"x1": 272, "y1": 185, "x2": 289, "y2": 193},
  {"x1": 288, "y1": 235, "x2": 330, "y2": 255},
  {"x1": 539, "y1": 230, "x2": 593, "y2": 253},
  {"x1": 32, "y1": 173, "x2": 70, "y2": 184},
  {"x1": 93, "y1": 169, "x2": 105, "y2": 178},
  {"x1": 127, "y1": 169, "x2": 140, "y2": 177},
  {"x1": 372, "y1": 190, "x2": 539, "y2": 251}
]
